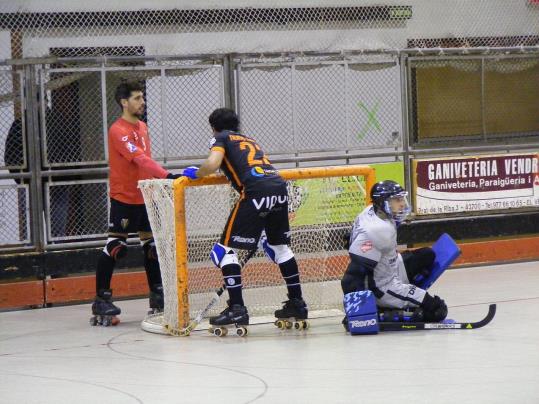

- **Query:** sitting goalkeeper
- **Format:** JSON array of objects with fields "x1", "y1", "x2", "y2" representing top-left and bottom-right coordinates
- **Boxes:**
[{"x1": 341, "y1": 180, "x2": 448, "y2": 327}]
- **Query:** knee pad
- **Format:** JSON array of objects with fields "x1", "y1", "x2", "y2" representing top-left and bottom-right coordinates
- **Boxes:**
[
  {"x1": 264, "y1": 243, "x2": 294, "y2": 264},
  {"x1": 103, "y1": 237, "x2": 127, "y2": 261},
  {"x1": 210, "y1": 243, "x2": 239, "y2": 268},
  {"x1": 142, "y1": 238, "x2": 158, "y2": 261}
]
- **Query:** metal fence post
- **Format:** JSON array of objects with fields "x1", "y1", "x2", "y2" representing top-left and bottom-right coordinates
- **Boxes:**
[
  {"x1": 25, "y1": 65, "x2": 45, "y2": 251},
  {"x1": 223, "y1": 54, "x2": 234, "y2": 110}
]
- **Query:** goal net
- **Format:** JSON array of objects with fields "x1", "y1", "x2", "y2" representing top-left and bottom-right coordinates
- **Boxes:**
[{"x1": 139, "y1": 165, "x2": 375, "y2": 335}]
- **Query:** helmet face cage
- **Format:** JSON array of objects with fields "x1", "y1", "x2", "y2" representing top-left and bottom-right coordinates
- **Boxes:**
[
  {"x1": 382, "y1": 192, "x2": 411, "y2": 223},
  {"x1": 371, "y1": 180, "x2": 411, "y2": 223}
]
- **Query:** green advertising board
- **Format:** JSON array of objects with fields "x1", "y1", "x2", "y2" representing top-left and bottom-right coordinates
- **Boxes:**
[{"x1": 290, "y1": 162, "x2": 404, "y2": 227}]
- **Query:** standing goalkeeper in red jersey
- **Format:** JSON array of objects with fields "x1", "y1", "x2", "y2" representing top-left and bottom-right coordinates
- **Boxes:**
[{"x1": 91, "y1": 82, "x2": 181, "y2": 326}]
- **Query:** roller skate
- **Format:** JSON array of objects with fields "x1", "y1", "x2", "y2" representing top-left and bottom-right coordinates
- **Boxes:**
[
  {"x1": 89, "y1": 289, "x2": 121, "y2": 326},
  {"x1": 208, "y1": 303, "x2": 249, "y2": 337},
  {"x1": 274, "y1": 296, "x2": 309, "y2": 331},
  {"x1": 148, "y1": 284, "x2": 164, "y2": 315}
]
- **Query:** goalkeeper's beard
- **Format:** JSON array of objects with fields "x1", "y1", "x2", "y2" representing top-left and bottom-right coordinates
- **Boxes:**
[{"x1": 129, "y1": 108, "x2": 144, "y2": 119}]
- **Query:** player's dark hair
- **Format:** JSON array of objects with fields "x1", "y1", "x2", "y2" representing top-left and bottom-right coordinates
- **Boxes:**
[
  {"x1": 208, "y1": 108, "x2": 240, "y2": 132},
  {"x1": 115, "y1": 82, "x2": 144, "y2": 109}
]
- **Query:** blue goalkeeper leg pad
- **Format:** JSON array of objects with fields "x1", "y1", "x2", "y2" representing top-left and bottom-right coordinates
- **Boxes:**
[
  {"x1": 416, "y1": 233, "x2": 461, "y2": 290},
  {"x1": 343, "y1": 290, "x2": 379, "y2": 335}
]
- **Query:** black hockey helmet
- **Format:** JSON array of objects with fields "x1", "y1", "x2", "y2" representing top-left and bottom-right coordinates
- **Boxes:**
[{"x1": 370, "y1": 180, "x2": 410, "y2": 222}]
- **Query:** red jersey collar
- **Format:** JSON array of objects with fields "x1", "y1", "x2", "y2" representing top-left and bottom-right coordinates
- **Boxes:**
[{"x1": 119, "y1": 117, "x2": 141, "y2": 129}]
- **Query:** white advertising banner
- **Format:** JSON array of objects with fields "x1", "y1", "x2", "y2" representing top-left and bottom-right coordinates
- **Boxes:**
[{"x1": 413, "y1": 153, "x2": 539, "y2": 215}]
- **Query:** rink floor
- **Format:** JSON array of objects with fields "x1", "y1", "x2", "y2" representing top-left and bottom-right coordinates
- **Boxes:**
[{"x1": 1, "y1": 261, "x2": 538, "y2": 404}]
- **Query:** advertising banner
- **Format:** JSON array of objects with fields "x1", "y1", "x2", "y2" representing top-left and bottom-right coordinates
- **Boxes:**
[{"x1": 413, "y1": 154, "x2": 539, "y2": 215}]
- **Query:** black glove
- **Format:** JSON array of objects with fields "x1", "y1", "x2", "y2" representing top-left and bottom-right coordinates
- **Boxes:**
[
  {"x1": 421, "y1": 293, "x2": 448, "y2": 322},
  {"x1": 166, "y1": 173, "x2": 182, "y2": 180}
]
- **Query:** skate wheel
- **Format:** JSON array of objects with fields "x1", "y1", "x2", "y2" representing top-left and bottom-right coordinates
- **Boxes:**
[
  {"x1": 214, "y1": 327, "x2": 228, "y2": 337},
  {"x1": 236, "y1": 327, "x2": 248, "y2": 337},
  {"x1": 275, "y1": 320, "x2": 286, "y2": 329},
  {"x1": 103, "y1": 317, "x2": 112, "y2": 327},
  {"x1": 294, "y1": 321, "x2": 309, "y2": 330},
  {"x1": 208, "y1": 326, "x2": 214, "y2": 334},
  {"x1": 111, "y1": 316, "x2": 120, "y2": 326},
  {"x1": 89, "y1": 317, "x2": 97, "y2": 326},
  {"x1": 284, "y1": 320, "x2": 293, "y2": 330}
]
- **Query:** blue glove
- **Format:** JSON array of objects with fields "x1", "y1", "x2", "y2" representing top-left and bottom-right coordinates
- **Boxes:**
[{"x1": 182, "y1": 166, "x2": 199, "y2": 179}]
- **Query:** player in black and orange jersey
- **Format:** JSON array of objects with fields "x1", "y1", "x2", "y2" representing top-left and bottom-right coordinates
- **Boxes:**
[
  {"x1": 182, "y1": 108, "x2": 308, "y2": 331},
  {"x1": 90, "y1": 82, "x2": 181, "y2": 326}
]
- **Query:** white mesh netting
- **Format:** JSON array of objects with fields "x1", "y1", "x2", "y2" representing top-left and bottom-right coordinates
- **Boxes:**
[
  {"x1": 1, "y1": 1, "x2": 538, "y2": 60},
  {"x1": 139, "y1": 167, "x2": 372, "y2": 335}
]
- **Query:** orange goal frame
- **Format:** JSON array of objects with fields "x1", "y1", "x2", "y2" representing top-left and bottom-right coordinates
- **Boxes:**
[{"x1": 172, "y1": 165, "x2": 376, "y2": 327}]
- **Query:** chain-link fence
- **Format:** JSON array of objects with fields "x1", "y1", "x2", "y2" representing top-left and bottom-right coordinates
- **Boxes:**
[
  {"x1": 40, "y1": 68, "x2": 104, "y2": 166},
  {"x1": 35, "y1": 58, "x2": 225, "y2": 247},
  {"x1": 0, "y1": 67, "x2": 25, "y2": 170},
  {"x1": 237, "y1": 54, "x2": 402, "y2": 155},
  {"x1": 0, "y1": 65, "x2": 30, "y2": 248},
  {"x1": 409, "y1": 54, "x2": 539, "y2": 146},
  {"x1": 44, "y1": 180, "x2": 109, "y2": 242},
  {"x1": 0, "y1": 1, "x2": 538, "y2": 60},
  {"x1": 0, "y1": 50, "x2": 538, "y2": 251},
  {"x1": 37, "y1": 62, "x2": 225, "y2": 169},
  {"x1": 0, "y1": 183, "x2": 30, "y2": 246}
]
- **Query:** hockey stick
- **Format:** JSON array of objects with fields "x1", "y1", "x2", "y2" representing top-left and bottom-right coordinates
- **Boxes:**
[
  {"x1": 165, "y1": 248, "x2": 259, "y2": 336},
  {"x1": 379, "y1": 304, "x2": 496, "y2": 331}
]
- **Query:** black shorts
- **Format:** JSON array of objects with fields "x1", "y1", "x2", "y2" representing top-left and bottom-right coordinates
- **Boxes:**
[
  {"x1": 221, "y1": 192, "x2": 291, "y2": 250},
  {"x1": 108, "y1": 198, "x2": 152, "y2": 236}
]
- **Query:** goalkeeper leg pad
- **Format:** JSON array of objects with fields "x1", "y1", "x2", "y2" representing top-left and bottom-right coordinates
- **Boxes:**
[
  {"x1": 210, "y1": 243, "x2": 239, "y2": 269},
  {"x1": 415, "y1": 233, "x2": 461, "y2": 290},
  {"x1": 343, "y1": 290, "x2": 379, "y2": 335}
]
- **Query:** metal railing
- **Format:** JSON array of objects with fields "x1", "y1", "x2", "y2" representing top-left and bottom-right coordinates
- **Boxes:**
[{"x1": 0, "y1": 51, "x2": 537, "y2": 252}]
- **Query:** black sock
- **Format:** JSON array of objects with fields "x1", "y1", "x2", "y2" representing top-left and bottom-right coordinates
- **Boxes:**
[
  {"x1": 278, "y1": 257, "x2": 302, "y2": 299},
  {"x1": 96, "y1": 252, "x2": 115, "y2": 294},
  {"x1": 222, "y1": 263, "x2": 244, "y2": 306},
  {"x1": 143, "y1": 257, "x2": 162, "y2": 292}
]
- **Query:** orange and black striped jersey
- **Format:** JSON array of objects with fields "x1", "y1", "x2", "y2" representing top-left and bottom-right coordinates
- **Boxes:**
[{"x1": 210, "y1": 130, "x2": 285, "y2": 195}]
